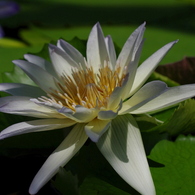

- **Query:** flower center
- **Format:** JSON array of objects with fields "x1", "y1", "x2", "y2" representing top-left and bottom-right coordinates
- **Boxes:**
[{"x1": 40, "y1": 65, "x2": 125, "y2": 111}]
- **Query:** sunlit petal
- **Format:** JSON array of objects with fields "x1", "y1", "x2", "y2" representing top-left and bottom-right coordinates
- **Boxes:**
[
  {"x1": 105, "y1": 35, "x2": 116, "y2": 69},
  {"x1": 0, "y1": 118, "x2": 76, "y2": 140},
  {"x1": 29, "y1": 123, "x2": 88, "y2": 195},
  {"x1": 97, "y1": 115, "x2": 155, "y2": 195},
  {"x1": 57, "y1": 39, "x2": 86, "y2": 68},
  {"x1": 85, "y1": 119, "x2": 111, "y2": 142},
  {"x1": 120, "y1": 81, "x2": 168, "y2": 114},
  {"x1": 107, "y1": 74, "x2": 129, "y2": 110},
  {"x1": 130, "y1": 84, "x2": 195, "y2": 114},
  {"x1": 0, "y1": 96, "x2": 63, "y2": 118},
  {"x1": 116, "y1": 22, "x2": 145, "y2": 72},
  {"x1": 49, "y1": 44, "x2": 79, "y2": 79},
  {"x1": 129, "y1": 40, "x2": 178, "y2": 96},
  {"x1": 87, "y1": 22, "x2": 109, "y2": 72},
  {"x1": 122, "y1": 39, "x2": 145, "y2": 99}
]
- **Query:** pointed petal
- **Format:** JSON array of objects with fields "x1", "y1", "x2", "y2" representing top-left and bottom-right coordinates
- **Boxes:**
[
  {"x1": 59, "y1": 105, "x2": 98, "y2": 122},
  {"x1": 0, "y1": 96, "x2": 63, "y2": 118},
  {"x1": 105, "y1": 35, "x2": 116, "y2": 69},
  {"x1": 29, "y1": 123, "x2": 88, "y2": 195},
  {"x1": 0, "y1": 83, "x2": 45, "y2": 97},
  {"x1": 129, "y1": 40, "x2": 178, "y2": 96},
  {"x1": 24, "y1": 54, "x2": 58, "y2": 78},
  {"x1": 85, "y1": 119, "x2": 111, "y2": 142},
  {"x1": 107, "y1": 73, "x2": 129, "y2": 110},
  {"x1": 130, "y1": 84, "x2": 195, "y2": 114},
  {"x1": 120, "y1": 81, "x2": 168, "y2": 114},
  {"x1": 12, "y1": 60, "x2": 59, "y2": 93},
  {"x1": 122, "y1": 39, "x2": 145, "y2": 99},
  {"x1": 0, "y1": 118, "x2": 76, "y2": 140},
  {"x1": 57, "y1": 39, "x2": 85, "y2": 68},
  {"x1": 97, "y1": 114, "x2": 155, "y2": 195},
  {"x1": 116, "y1": 22, "x2": 145, "y2": 71},
  {"x1": 49, "y1": 44, "x2": 79, "y2": 78},
  {"x1": 107, "y1": 87, "x2": 123, "y2": 110},
  {"x1": 87, "y1": 22, "x2": 109, "y2": 72}
]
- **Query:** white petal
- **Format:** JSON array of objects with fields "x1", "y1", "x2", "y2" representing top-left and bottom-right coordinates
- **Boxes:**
[
  {"x1": 0, "y1": 118, "x2": 76, "y2": 140},
  {"x1": 85, "y1": 119, "x2": 111, "y2": 142},
  {"x1": 116, "y1": 22, "x2": 145, "y2": 71},
  {"x1": 57, "y1": 39, "x2": 85, "y2": 68},
  {"x1": 12, "y1": 60, "x2": 59, "y2": 93},
  {"x1": 59, "y1": 105, "x2": 98, "y2": 122},
  {"x1": 97, "y1": 114, "x2": 155, "y2": 195},
  {"x1": 107, "y1": 74, "x2": 129, "y2": 110},
  {"x1": 87, "y1": 22, "x2": 109, "y2": 72},
  {"x1": 0, "y1": 96, "x2": 64, "y2": 118},
  {"x1": 0, "y1": 83, "x2": 45, "y2": 97},
  {"x1": 121, "y1": 39, "x2": 145, "y2": 99},
  {"x1": 107, "y1": 87, "x2": 122, "y2": 110},
  {"x1": 105, "y1": 35, "x2": 116, "y2": 69},
  {"x1": 120, "y1": 81, "x2": 168, "y2": 114},
  {"x1": 24, "y1": 54, "x2": 57, "y2": 77},
  {"x1": 130, "y1": 84, "x2": 195, "y2": 114},
  {"x1": 29, "y1": 123, "x2": 88, "y2": 195},
  {"x1": 49, "y1": 44, "x2": 79, "y2": 78},
  {"x1": 129, "y1": 40, "x2": 178, "y2": 96}
]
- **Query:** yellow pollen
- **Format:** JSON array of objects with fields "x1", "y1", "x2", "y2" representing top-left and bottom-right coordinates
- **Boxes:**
[{"x1": 46, "y1": 65, "x2": 125, "y2": 111}]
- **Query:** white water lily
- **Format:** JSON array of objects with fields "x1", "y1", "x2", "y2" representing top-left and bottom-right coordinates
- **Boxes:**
[{"x1": 0, "y1": 22, "x2": 195, "y2": 195}]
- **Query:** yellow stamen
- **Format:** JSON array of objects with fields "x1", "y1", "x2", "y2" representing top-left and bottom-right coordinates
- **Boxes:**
[{"x1": 41, "y1": 64, "x2": 125, "y2": 111}]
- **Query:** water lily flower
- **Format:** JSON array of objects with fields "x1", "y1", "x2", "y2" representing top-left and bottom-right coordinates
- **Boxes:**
[{"x1": 0, "y1": 23, "x2": 195, "y2": 195}]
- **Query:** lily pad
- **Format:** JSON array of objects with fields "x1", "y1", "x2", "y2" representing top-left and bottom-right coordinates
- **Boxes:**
[{"x1": 149, "y1": 135, "x2": 195, "y2": 195}]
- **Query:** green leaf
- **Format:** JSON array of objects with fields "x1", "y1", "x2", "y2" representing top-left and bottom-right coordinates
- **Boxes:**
[
  {"x1": 152, "y1": 99, "x2": 195, "y2": 136},
  {"x1": 151, "y1": 106, "x2": 176, "y2": 123},
  {"x1": 80, "y1": 176, "x2": 130, "y2": 195},
  {"x1": 149, "y1": 135, "x2": 195, "y2": 195},
  {"x1": 52, "y1": 167, "x2": 79, "y2": 195},
  {"x1": 135, "y1": 114, "x2": 162, "y2": 132}
]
